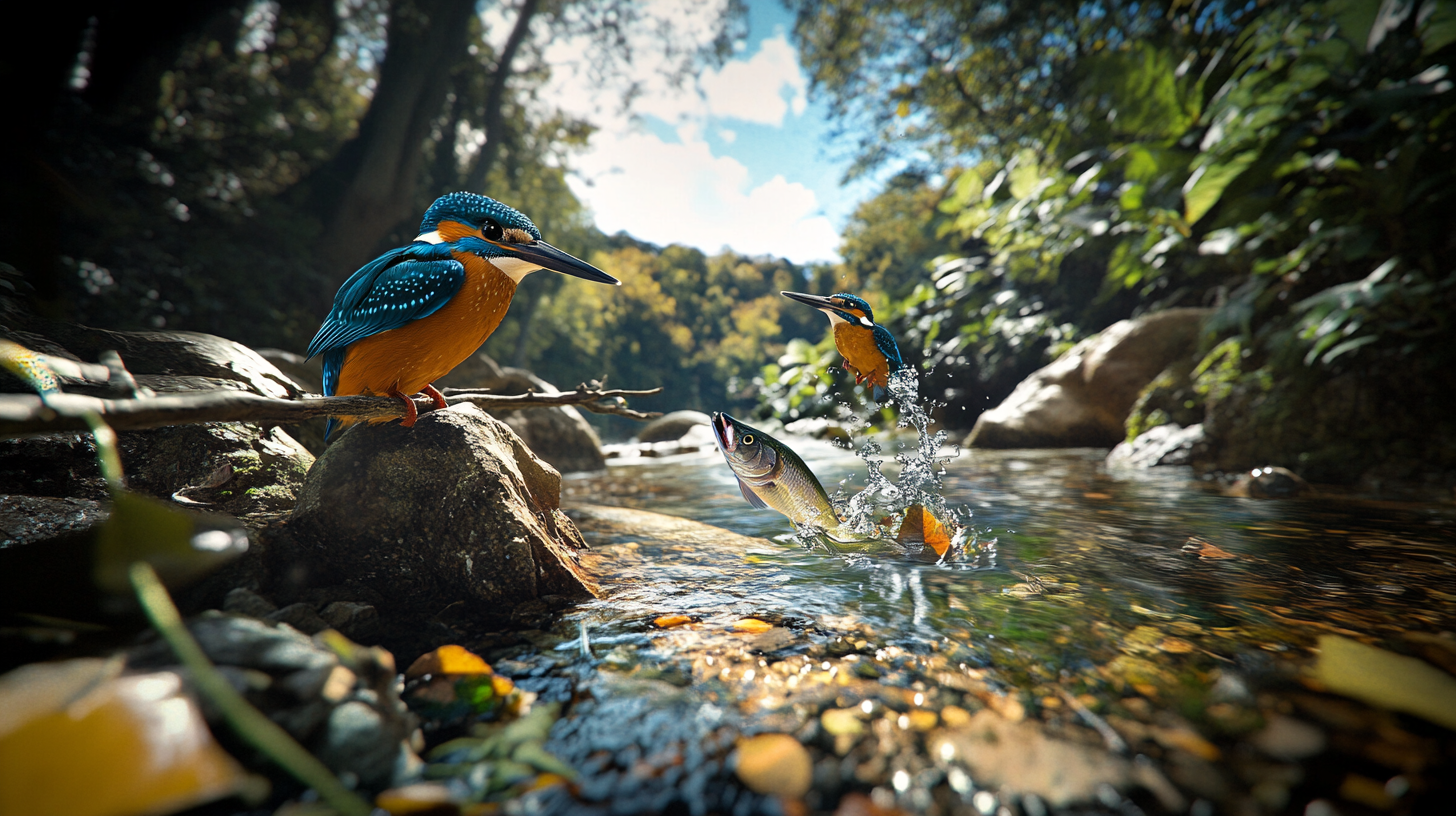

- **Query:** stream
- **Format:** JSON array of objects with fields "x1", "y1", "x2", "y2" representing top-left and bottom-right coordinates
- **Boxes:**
[{"x1": 450, "y1": 439, "x2": 1456, "y2": 815}]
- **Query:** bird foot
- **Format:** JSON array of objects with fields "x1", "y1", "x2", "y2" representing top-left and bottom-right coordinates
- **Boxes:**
[
  {"x1": 422, "y1": 383, "x2": 448, "y2": 410},
  {"x1": 389, "y1": 389, "x2": 419, "y2": 427}
]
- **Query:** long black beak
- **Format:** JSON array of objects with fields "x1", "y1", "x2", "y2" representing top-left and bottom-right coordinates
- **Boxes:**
[
  {"x1": 509, "y1": 240, "x2": 619, "y2": 285},
  {"x1": 781, "y1": 290, "x2": 836, "y2": 310}
]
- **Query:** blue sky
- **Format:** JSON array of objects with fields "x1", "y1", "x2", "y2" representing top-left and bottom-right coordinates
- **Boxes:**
[{"x1": 531, "y1": 0, "x2": 877, "y2": 264}]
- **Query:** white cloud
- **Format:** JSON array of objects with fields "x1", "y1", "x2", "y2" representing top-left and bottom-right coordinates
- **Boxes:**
[
  {"x1": 700, "y1": 35, "x2": 807, "y2": 125},
  {"x1": 530, "y1": 6, "x2": 839, "y2": 263},
  {"x1": 568, "y1": 129, "x2": 840, "y2": 264}
]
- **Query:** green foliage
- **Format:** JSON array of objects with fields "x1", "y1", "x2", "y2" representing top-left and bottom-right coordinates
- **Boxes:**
[
  {"x1": 486, "y1": 242, "x2": 822, "y2": 431},
  {"x1": 775, "y1": 0, "x2": 1456, "y2": 436}
]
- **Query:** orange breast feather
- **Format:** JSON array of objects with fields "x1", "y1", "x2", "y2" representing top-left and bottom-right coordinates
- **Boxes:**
[
  {"x1": 336, "y1": 253, "x2": 516, "y2": 402},
  {"x1": 833, "y1": 323, "x2": 890, "y2": 388}
]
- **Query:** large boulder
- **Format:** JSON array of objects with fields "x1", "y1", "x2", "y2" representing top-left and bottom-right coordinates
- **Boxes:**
[
  {"x1": 966, "y1": 309, "x2": 1210, "y2": 449},
  {"x1": 0, "y1": 323, "x2": 315, "y2": 519},
  {"x1": 636, "y1": 410, "x2": 711, "y2": 444},
  {"x1": 1, "y1": 320, "x2": 298, "y2": 399},
  {"x1": 438, "y1": 352, "x2": 606, "y2": 473},
  {"x1": 267, "y1": 404, "x2": 598, "y2": 622}
]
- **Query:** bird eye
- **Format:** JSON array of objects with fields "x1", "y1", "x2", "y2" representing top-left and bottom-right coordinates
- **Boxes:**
[
  {"x1": 742, "y1": 434, "x2": 754, "y2": 445},
  {"x1": 482, "y1": 220, "x2": 504, "y2": 241}
]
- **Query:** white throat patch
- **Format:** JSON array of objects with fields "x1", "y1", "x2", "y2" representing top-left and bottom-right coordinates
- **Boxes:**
[
  {"x1": 491, "y1": 256, "x2": 539, "y2": 283},
  {"x1": 414, "y1": 230, "x2": 444, "y2": 245}
]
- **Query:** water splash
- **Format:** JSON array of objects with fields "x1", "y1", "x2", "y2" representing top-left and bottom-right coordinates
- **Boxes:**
[{"x1": 809, "y1": 369, "x2": 996, "y2": 568}]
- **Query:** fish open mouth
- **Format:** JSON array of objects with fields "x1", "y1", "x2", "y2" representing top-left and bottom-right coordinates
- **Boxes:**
[{"x1": 709, "y1": 411, "x2": 736, "y2": 453}]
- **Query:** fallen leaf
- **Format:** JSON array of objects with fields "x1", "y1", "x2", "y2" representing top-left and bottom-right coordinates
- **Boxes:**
[
  {"x1": 0, "y1": 662, "x2": 251, "y2": 816},
  {"x1": 375, "y1": 782, "x2": 459, "y2": 815},
  {"x1": 897, "y1": 504, "x2": 952, "y2": 557},
  {"x1": 732, "y1": 618, "x2": 774, "y2": 634},
  {"x1": 406, "y1": 645, "x2": 492, "y2": 679},
  {"x1": 1314, "y1": 635, "x2": 1456, "y2": 730},
  {"x1": 653, "y1": 614, "x2": 694, "y2": 628},
  {"x1": 735, "y1": 733, "x2": 812, "y2": 797}
]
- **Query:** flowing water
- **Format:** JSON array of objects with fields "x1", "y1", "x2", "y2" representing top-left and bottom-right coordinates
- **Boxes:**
[{"x1": 518, "y1": 415, "x2": 1456, "y2": 815}]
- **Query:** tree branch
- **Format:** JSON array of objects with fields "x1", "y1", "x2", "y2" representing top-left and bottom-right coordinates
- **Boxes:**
[{"x1": 0, "y1": 386, "x2": 663, "y2": 438}]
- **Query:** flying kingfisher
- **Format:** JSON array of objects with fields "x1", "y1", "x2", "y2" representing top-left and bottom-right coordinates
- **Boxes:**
[
  {"x1": 307, "y1": 191, "x2": 619, "y2": 439},
  {"x1": 781, "y1": 290, "x2": 906, "y2": 400}
]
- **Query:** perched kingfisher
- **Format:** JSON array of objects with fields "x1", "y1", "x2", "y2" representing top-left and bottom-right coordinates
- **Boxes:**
[
  {"x1": 307, "y1": 192, "x2": 619, "y2": 439},
  {"x1": 781, "y1": 290, "x2": 906, "y2": 400}
]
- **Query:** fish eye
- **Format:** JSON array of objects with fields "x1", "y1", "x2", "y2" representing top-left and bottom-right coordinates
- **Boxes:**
[
  {"x1": 742, "y1": 434, "x2": 755, "y2": 445},
  {"x1": 482, "y1": 220, "x2": 504, "y2": 241}
]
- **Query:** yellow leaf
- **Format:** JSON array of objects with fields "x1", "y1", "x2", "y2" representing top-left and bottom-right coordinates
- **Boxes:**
[
  {"x1": 1314, "y1": 635, "x2": 1456, "y2": 730},
  {"x1": 653, "y1": 614, "x2": 694, "y2": 628},
  {"x1": 0, "y1": 662, "x2": 250, "y2": 816},
  {"x1": 405, "y1": 644, "x2": 492, "y2": 679},
  {"x1": 895, "y1": 100, "x2": 911, "y2": 118}
]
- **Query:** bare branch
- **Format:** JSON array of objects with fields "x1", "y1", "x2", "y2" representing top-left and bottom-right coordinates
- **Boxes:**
[{"x1": 0, "y1": 385, "x2": 663, "y2": 438}]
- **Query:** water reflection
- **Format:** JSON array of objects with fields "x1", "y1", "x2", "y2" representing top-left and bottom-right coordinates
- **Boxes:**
[{"x1": 564, "y1": 444, "x2": 1456, "y2": 664}]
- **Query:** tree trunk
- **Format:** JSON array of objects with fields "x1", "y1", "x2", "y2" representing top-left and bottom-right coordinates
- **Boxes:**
[
  {"x1": 462, "y1": 0, "x2": 539, "y2": 194},
  {"x1": 309, "y1": 0, "x2": 476, "y2": 281}
]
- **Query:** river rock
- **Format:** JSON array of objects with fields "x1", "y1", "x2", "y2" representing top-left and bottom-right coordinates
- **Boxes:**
[
  {"x1": 1107, "y1": 423, "x2": 1208, "y2": 469},
  {"x1": 966, "y1": 308, "x2": 1210, "y2": 449},
  {"x1": 254, "y1": 348, "x2": 329, "y2": 453},
  {"x1": 128, "y1": 612, "x2": 422, "y2": 791},
  {"x1": 254, "y1": 347, "x2": 322, "y2": 394},
  {"x1": 268, "y1": 404, "x2": 598, "y2": 624},
  {"x1": 1202, "y1": 363, "x2": 1456, "y2": 488},
  {"x1": 1227, "y1": 466, "x2": 1313, "y2": 498},
  {"x1": 0, "y1": 321, "x2": 316, "y2": 516},
  {"x1": 0, "y1": 495, "x2": 105, "y2": 547},
  {"x1": 2, "y1": 320, "x2": 297, "y2": 398},
  {"x1": 437, "y1": 352, "x2": 606, "y2": 473},
  {"x1": 636, "y1": 410, "x2": 711, "y2": 444}
]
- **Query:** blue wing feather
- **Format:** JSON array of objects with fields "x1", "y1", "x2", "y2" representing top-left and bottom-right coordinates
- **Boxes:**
[
  {"x1": 305, "y1": 245, "x2": 466, "y2": 363},
  {"x1": 872, "y1": 324, "x2": 906, "y2": 372},
  {"x1": 321, "y1": 348, "x2": 345, "y2": 440},
  {"x1": 871, "y1": 324, "x2": 905, "y2": 402}
]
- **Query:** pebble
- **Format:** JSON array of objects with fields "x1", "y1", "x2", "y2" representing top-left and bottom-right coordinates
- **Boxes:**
[
  {"x1": 734, "y1": 733, "x2": 813, "y2": 797},
  {"x1": 222, "y1": 587, "x2": 277, "y2": 618},
  {"x1": 1252, "y1": 715, "x2": 1327, "y2": 761},
  {"x1": 821, "y1": 708, "x2": 866, "y2": 737}
]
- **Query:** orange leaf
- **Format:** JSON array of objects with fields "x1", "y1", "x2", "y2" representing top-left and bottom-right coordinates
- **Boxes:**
[
  {"x1": 0, "y1": 662, "x2": 249, "y2": 816},
  {"x1": 732, "y1": 618, "x2": 774, "y2": 634},
  {"x1": 653, "y1": 614, "x2": 694, "y2": 628},
  {"x1": 897, "y1": 504, "x2": 952, "y2": 557},
  {"x1": 405, "y1": 644, "x2": 492, "y2": 679}
]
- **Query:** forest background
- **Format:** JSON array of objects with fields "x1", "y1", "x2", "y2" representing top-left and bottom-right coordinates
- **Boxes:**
[{"x1": 2, "y1": 0, "x2": 1453, "y2": 463}]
